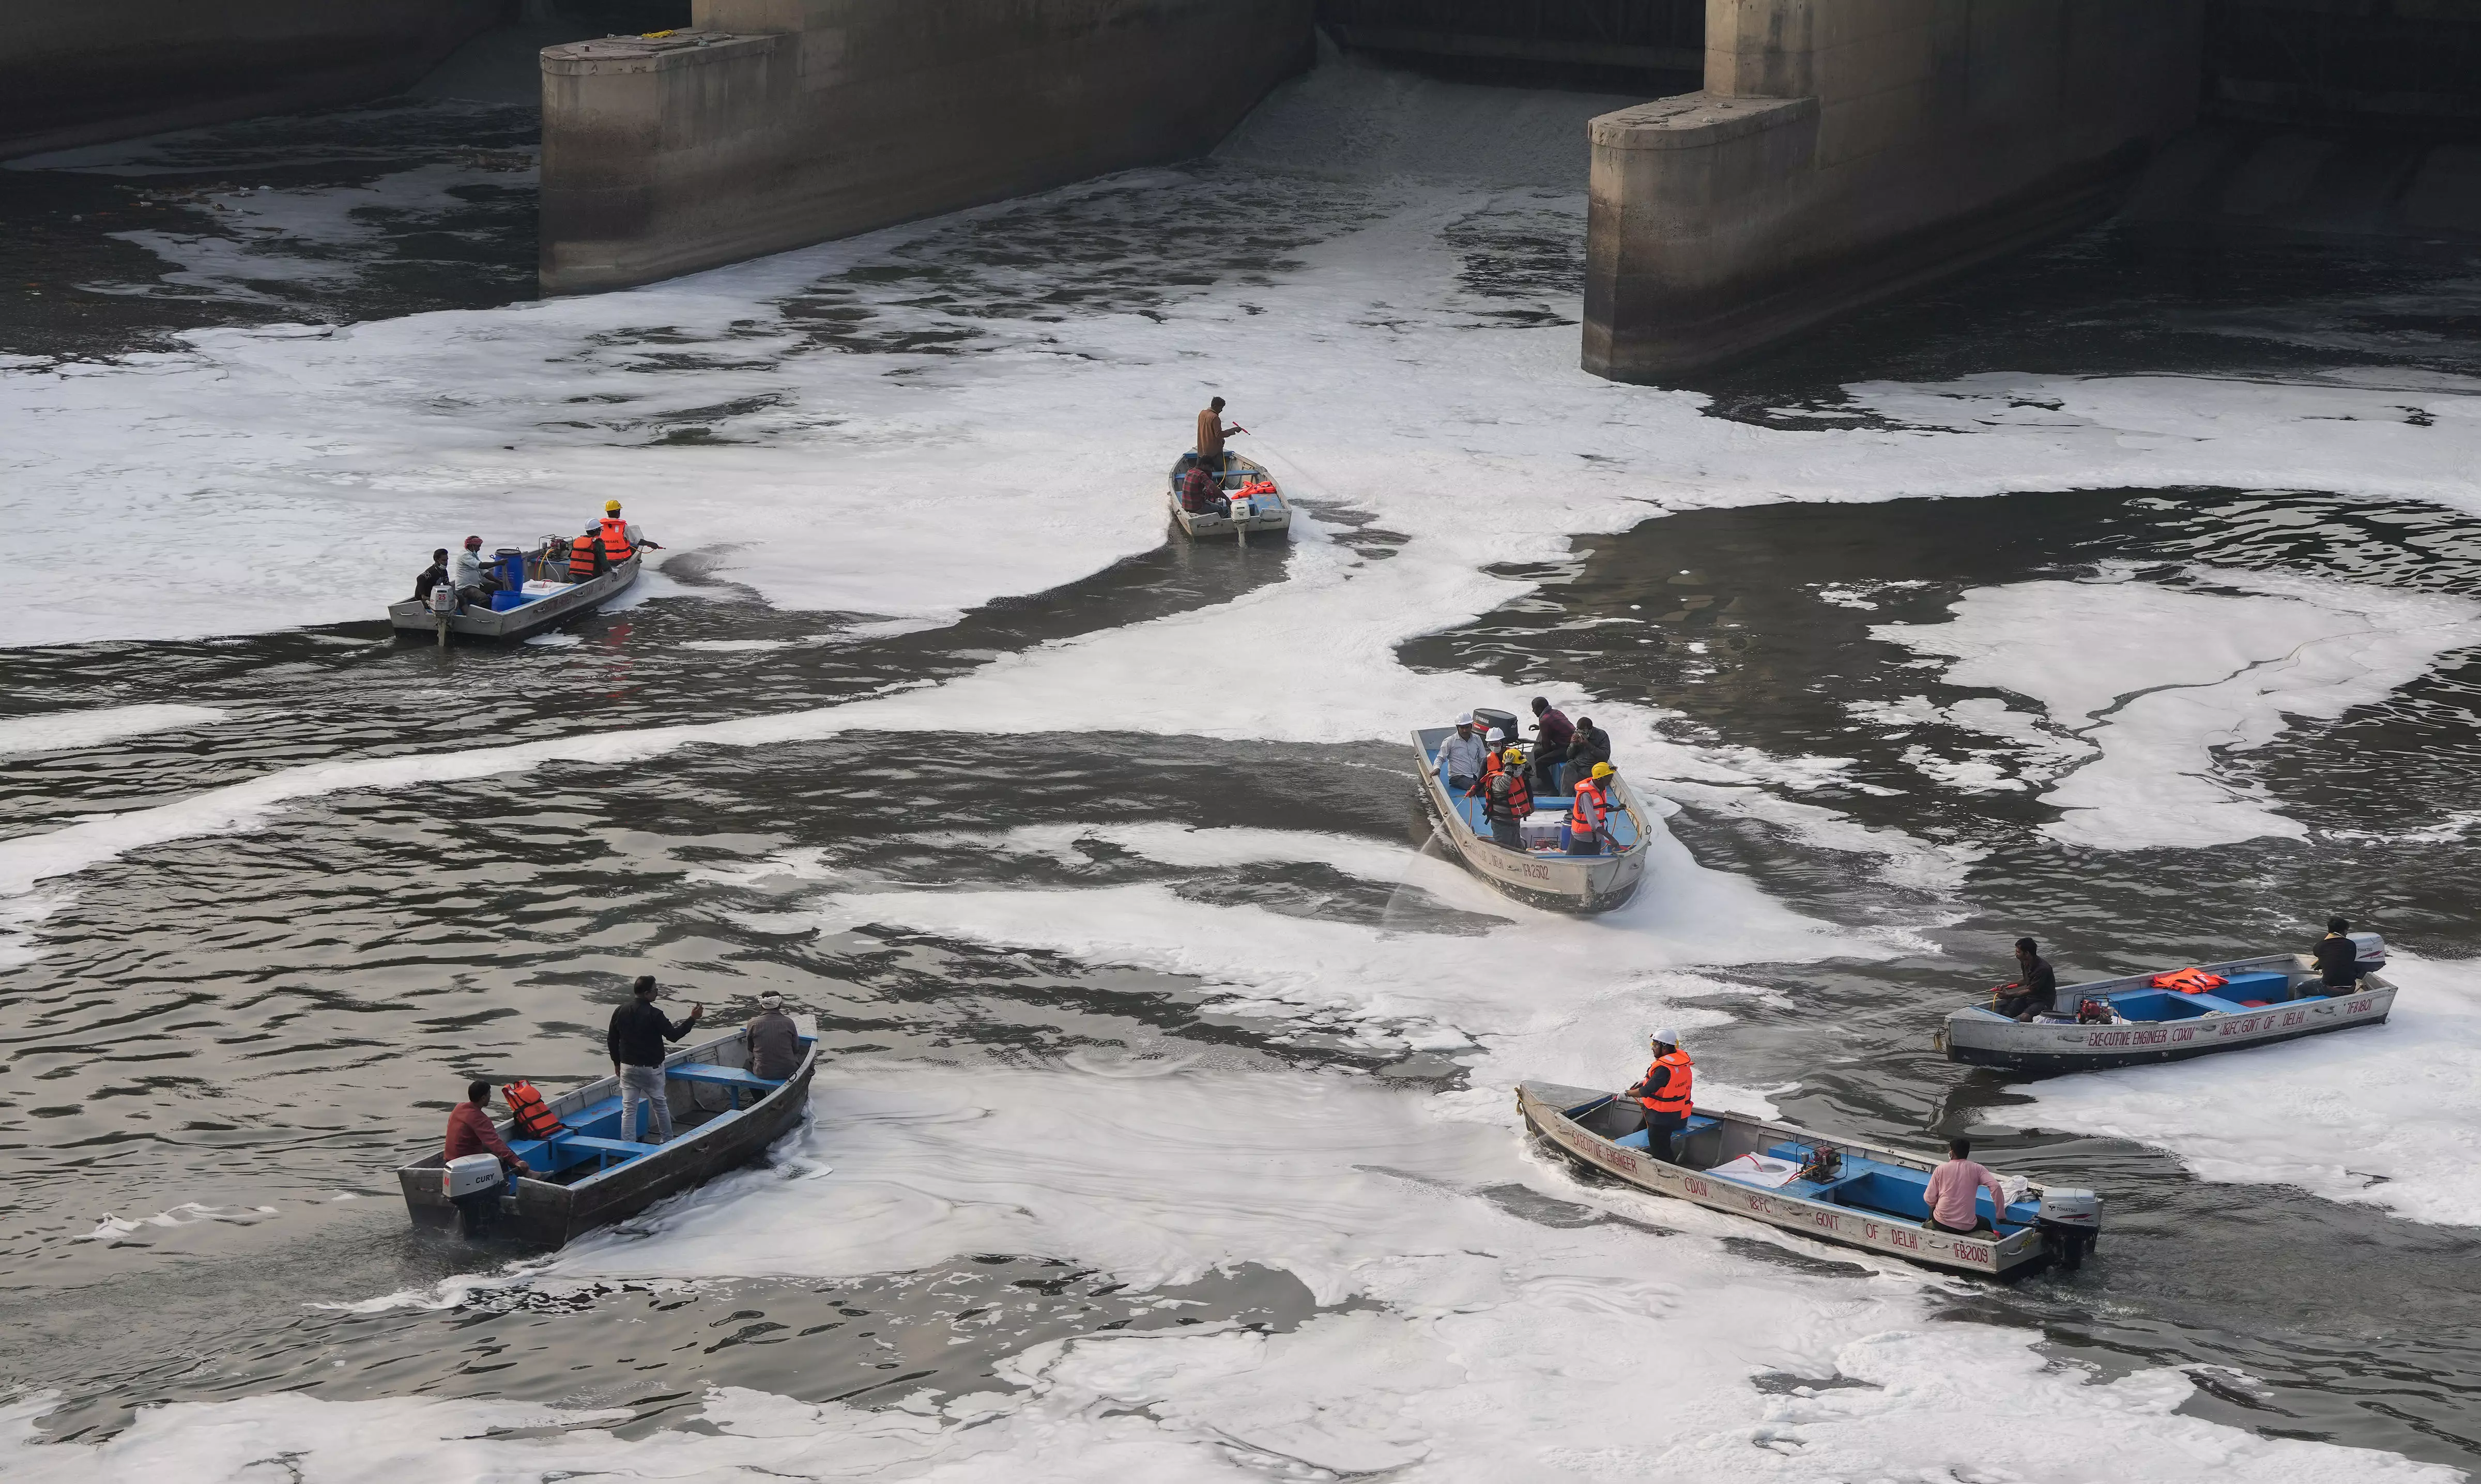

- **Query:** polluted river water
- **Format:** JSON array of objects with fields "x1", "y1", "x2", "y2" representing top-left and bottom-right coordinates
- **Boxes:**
[{"x1": 4, "y1": 48, "x2": 2481, "y2": 1482}]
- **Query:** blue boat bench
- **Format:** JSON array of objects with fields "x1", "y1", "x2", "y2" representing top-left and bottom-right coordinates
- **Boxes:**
[{"x1": 1613, "y1": 1114, "x2": 2034, "y2": 1233}]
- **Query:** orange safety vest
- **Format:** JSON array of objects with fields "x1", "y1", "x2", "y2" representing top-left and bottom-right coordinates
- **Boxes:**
[
  {"x1": 1636, "y1": 1050, "x2": 1692, "y2": 1116},
  {"x1": 1570, "y1": 779, "x2": 1608, "y2": 834},
  {"x1": 599, "y1": 516, "x2": 633, "y2": 561},
  {"x1": 570, "y1": 533, "x2": 601, "y2": 577},
  {"x1": 1484, "y1": 767, "x2": 1532, "y2": 822},
  {"x1": 2151, "y1": 967, "x2": 2226, "y2": 994},
  {"x1": 501, "y1": 1081, "x2": 562, "y2": 1139}
]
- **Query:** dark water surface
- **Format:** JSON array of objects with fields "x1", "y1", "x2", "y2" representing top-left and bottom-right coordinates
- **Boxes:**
[{"x1": 5, "y1": 76, "x2": 2481, "y2": 1477}]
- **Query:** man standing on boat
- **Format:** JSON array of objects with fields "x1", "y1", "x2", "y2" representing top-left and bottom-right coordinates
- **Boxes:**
[
  {"x1": 1627, "y1": 1030, "x2": 1693, "y2": 1162},
  {"x1": 1564, "y1": 762, "x2": 1615, "y2": 855},
  {"x1": 1194, "y1": 396, "x2": 1244, "y2": 473},
  {"x1": 1439, "y1": 714, "x2": 1488, "y2": 793},
  {"x1": 608, "y1": 975, "x2": 703, "y2": 1145}
]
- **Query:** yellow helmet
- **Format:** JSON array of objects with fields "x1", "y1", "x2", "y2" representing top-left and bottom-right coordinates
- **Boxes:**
[
  {"x1": 1590, "y1": 762, "x2": 1615, "y2": 780},
  {"x1": 604, "y1": 499, "x2": 623, "y2": 513},
  {"x1": 1503, "y1": 745, "x2": 1526, "y2": 764}
]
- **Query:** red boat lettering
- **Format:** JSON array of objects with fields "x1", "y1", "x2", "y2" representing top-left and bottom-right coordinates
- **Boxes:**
[
  {"x1": 2170, "y1": 1027, "x2": 2194, "y2": 1043},
  {"x1": 1890, "y1": 1229, "x2": 1918, "y2": 1250},
  {"x1": 2348, "y1": 998, "x2": 2373, "y2": 1014},
  {"x1": 1811, "y1": 1210, "x2": 1838, "y2": 1230},
  {"x1": 1862, "y1": 1221, "x2": 1880, "y2": 1240},
  {"x1": 1683, "y1": 1177, "x2": 1707, "y2": 1198},
  {"x1": 2282, "y1": 1011, "x2": 2306, "y2": 1028},
  {"x1": 1954, "y1": 1242, "x2": 1990, "y2": 1263},
  {"x1": 1591, "y1": 1143, "x2": 1637, "y2": 1175}
]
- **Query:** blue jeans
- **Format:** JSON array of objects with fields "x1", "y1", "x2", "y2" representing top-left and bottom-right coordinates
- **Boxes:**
[{"x1": 619, "y1": 1063, "x2": 673, "y2": 1143}]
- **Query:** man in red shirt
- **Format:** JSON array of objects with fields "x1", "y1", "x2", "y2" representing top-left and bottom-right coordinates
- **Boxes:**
[{"x1": 445, "y1": 1079, "x2": 533, "y2": 1179}]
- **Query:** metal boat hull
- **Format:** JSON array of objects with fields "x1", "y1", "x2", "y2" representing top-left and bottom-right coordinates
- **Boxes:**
[
  {"x1": 1412, "y1": 727, "x2": 1647, "y2": 913},
  {"x1": 387, "y1": 556, "x2": 640, "y2": 644},
  {"x1": 396, "y1": 1024, "x2": 814, "y2": 1247},
  {"x1": 1167, "y1": 453, "x2": 1292, "y2": 539},
  {"x1": 1517, "y1": 1081, "x2": 2067, "y2": 1279},
  {"x1": 1938, "y1": 955, "x2": 2395, "y2": 1073}
]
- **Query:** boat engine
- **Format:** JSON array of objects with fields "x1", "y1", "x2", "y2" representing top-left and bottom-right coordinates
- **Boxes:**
[
  {"x1": 2035, "y1": 1186, "x2": 2102, "y2": 1271},
  {"x1": 2350, "y1": 931, "x2": 2387, "y2": 971},
  {"x1": 444, "y1": 1153, "x2": 506, "y2": 1238}
]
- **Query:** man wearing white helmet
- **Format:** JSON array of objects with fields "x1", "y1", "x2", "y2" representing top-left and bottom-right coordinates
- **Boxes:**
[
  {"x1": 1625, "y1": 1028, "x2": 1694, "y2": 1163},
  {"x1": 746, "y1": 990, "x2": 804, "y2": 1082},
  {"x1": 1438, "y1": 713, "x2": 1488, "y2": 793}
]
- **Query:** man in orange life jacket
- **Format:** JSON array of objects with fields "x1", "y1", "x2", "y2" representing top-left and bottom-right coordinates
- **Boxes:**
[
  {"x1": 1617, "y1": 1037, "x2": 1697, "y2": 1161},
  {"x1": 1564, "y1": 761, "x2": 1614, "y2": 855},
  {"x1": 1626, "y1": 1029, "x2": 1693, "y2": 1163},
  {"x1": 598, "y1": 498, "x2": 661, "y2": 563},
  {"x1": 569, "y1": 525, "x2": 606, "y2": 582},
  {"x1": 1470, "y1": 743, "x2": 1533, "y2": 848}
]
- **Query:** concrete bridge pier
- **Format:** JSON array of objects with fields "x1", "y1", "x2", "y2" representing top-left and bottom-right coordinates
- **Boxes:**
[
  {"x1": 1583, "y1": 0, "x2": 2205, "y2": 382},
  {"x1": 541, "y1": 0, "x2": 1314, "y2": 294}
]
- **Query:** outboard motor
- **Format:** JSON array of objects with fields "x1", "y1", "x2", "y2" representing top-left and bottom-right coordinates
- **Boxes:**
[
  {"x1": 1471, "y1": 707, "x2": 1521, "y2": 750},
  {"x1": 2350, "y1": 931, "x2": 2387, "y2": 971},
  {"x1": 444, "y1": 1152, "x2": 506, "y2": 1238},
  {"x1": 2035, "y1": 1187, "x2": 2102, "y2": 1271}
]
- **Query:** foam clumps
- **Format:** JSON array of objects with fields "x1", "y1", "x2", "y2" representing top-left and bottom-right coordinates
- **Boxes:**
[
  {"x1": 0, "y1": 704, "x2": 225, "y2": 758},
  {"x1": 2024, "y1": 952, "x2": 2481, "y2": 1227}
]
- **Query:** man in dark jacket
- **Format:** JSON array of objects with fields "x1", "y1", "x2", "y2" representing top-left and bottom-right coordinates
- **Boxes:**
[
  {"x1": 1559, "y1": 716, "x2": 1612, "y2": 794},
  {"x1": 608, "y1": 974, "x2": 702, "y2": 1144},
  {"x1": 1527, "y1": 697, "x2": 1574, "y2": 797},
  {"x1": 746, "y1": 991, "x2": 804, "y2": 1081},
  {"x1": 2312, "y1": 916, "x2": 2362, "y2": 992},
  {"x1": 1992, "y1": 938, "x2": 2059, "y2": 1021},
  {"x1": 413, "y1": 548, "x2": 450, "y2": 604}
]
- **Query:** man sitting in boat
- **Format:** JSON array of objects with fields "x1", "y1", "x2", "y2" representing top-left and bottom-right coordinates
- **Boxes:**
[
  {"x1": 2313, "y1": 916, "x2": 2363, "y2": 993},
  {"x1": 1472, "y1": 744, "x2": 1534, "y2": 848},
  {"x1": 1178, "y1": 463, "x2": 1222, "y2": 516},
  {"x1": 445, "y1": 1078, "x2": 533, "y2": 1183},
  {"x1": 1438, "y1": 713, "x2": 1488, "y2": 793},
  {"x1": 1560, "y1": 716, "x2": 1612, "y2": 794},
  {"x1": 450, "y1": 536, "x2": 510, "y2": 610},
  {"x1": 1924, "y1": 1138, "x2": 2007, "y2": 1237},
  {"x1": 747, "y1": 991, "x2": 804, "y2": 1081},
  {"x1": 1626, "y1": 1029, "x2": 1693, "y2": 1162},
  {"x1": 412, "y1": 548, "x2": 451, "y2": 605},
  {"x1": 598, "y1": 499, "x2": 661, "y2": 564},
  {"x1": 1990, "y1": 937, "x2": 2059, "y2": 1022},
  {"x1": 1194, "y1": 396, "x2": 1244, "y2": 474},
  {"x1": 608, "y1": 975, "x2": 705, "y2": 1144},
  {"x1": 1563, "y1": 763, "x2": 1614, "y2": 855},
  {"x1": 1527, "y1": 697, "x2": 1574, "y2": 798},
  {"x1": 569, "y1": 524, "x2": 610, "y2": 582}
]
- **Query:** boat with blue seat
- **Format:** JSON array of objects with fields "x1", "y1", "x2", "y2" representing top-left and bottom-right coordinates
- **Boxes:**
[
  {"x1": 1936, "y1": 939, "x2": 2394, "y2": 1073},
  {"x1": 1410, "y1": 720, "x2": 1652, "y2": 913},
  {"x1": 395, "y1": 1019, "x2": 815, "y2": 1246},
  {"x1": 387, "y1": 552, "x2": 639, "y2": 645},
  {"x1": 1516, "y1": 1080, "x2": 2101, "y2": 1277}
]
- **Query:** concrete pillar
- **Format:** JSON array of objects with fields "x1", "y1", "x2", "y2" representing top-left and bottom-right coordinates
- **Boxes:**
[
  {"x1": 1584, "y1": 0, "x2": 2206, "y2": 383},
  {"x1": 540, "y1": 0, "x2": 1316, "y2": 294}
]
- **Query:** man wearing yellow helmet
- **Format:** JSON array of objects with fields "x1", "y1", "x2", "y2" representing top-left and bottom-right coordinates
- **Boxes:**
[
  {"x1": 596, "y1": 499, "x2": 660, "y2": 566},
  {"x1": 1564, "y1": 761, "x2": 1616, "y2": 855}
]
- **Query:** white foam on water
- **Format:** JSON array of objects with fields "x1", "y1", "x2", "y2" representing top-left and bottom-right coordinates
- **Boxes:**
[
  {"x1": 73, "y1": 1201, "x2": 280, "y2": 1247},
  {"x1": 2020, "y1": 952, "x2": 2481, "y2": 1228},
  {"x1": 7, "y1": 1062, "x2": 2452, "y2": 1483},
  {"x1": 0, "y1": 703, "x2": 226, "y2": 757},
  {"x1": 1868, "y1": 570, "x2": 2481, "y2": 848}
]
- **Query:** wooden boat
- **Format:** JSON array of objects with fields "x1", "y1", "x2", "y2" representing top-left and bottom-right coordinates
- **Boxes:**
[
  {"x1": 1167, "y1": 452, "x2": 1292, "y2": 540},
  {"x1": 1517, "y1": 1080, "x2": 2102, "y2": 1277},
  {"x1": 387, "y1": 555, "x2": 639, "y2": 644},
  {"x1": 1410, "y1": 723, "x2": 1650, "y2": 913},
  {"x1": 395, "y1": 1021, "x2": 815, "y2": 1247},
  {"x1": 1937, "y1": 948, "x2": 2395, "y2": 1073}
]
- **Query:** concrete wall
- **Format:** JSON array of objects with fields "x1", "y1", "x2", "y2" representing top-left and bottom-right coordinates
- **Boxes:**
[
  {"x1": 0, "y1": 1, "x2": 504, "y2": 160},
  {"x1": 1583, "y1": 0, "x2": 2205, "y2": 382},
  {"x1": 540, "y1": 0, "x2": 1316, "y2": 294}
]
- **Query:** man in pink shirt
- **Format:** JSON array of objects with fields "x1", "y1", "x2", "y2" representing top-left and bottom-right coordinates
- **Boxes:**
[{"x1": 1923, "y1": 1137, "x2": 2007, "y2": 1235}]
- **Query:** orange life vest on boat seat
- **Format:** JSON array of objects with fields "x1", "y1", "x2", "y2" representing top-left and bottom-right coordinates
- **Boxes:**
[
  {"x1": 2151, "y1": 968, "x2": 2226, "y2": 994},
  {"x1": 1235, "y1": 478, "x2": 1276, "y2": 499},
  {"x1": 502, "y1": 1081, "x2": 562, "y2": 1139}
]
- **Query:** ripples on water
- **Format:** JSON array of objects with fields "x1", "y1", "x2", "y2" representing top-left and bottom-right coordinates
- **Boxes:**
[{"x1": 6, "y1": 71, "x2": 2481, "y2": 1478}]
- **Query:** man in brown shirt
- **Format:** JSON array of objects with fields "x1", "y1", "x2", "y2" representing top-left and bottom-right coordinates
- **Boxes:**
[
  {"x1": 445, "y1": 1079, "x2": 533, "y2": 1177},
  {"x1": 1196, "y1": 397, "x2": 1242, "y2": 471}
]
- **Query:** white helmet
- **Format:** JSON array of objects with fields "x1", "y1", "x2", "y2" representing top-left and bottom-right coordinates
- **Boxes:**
[{"x1": 1650, "y1": 1027, "x2": 1679, "y2": 1047}]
